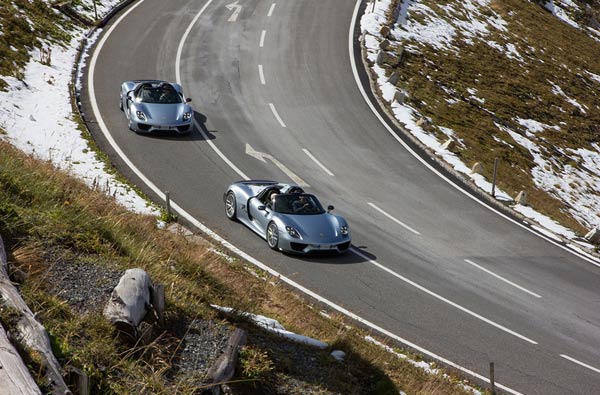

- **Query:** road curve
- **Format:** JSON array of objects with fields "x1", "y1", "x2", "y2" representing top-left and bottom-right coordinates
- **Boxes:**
[{"x1": 82, "y1": 0, "x2": 600, "y2": 393}]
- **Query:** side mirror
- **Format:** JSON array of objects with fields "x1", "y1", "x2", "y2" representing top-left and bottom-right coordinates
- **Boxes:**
[
  {"x1": 258, "y1": 205, "x2": 266, "y2": 211},
  {"x1": 186, "y1": 98, "x2": 192, "y2": 103},
  {"x1": 327, "y1": 205, "x2": 334, "y2": 212}
]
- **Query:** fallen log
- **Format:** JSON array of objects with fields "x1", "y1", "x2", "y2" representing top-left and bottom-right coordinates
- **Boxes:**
[
  {"x1": 103, "y1": 268, "x2": 152, "y2": 339},
  {"x1": 0, "y1": 323, "x2": 42, "y2": 395},
  {"x1": 206, "y1": 328, "x2": 247, "y2": 394},
  {"x1": 0, "y1": 235, "x2": 71, "y2": 395}
]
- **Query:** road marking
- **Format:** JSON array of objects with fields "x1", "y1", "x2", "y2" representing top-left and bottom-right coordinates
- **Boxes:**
[
  {"x1": 267, "y1": 3, "x2": 276, "y2": 17},
  {"x1": 303, "y1": 149, "x2": 334, "y2": 176},
  {"x1": 464, "y1": 259, "x2": 542, "y2": 298},
  {"x1": 87, "y1": 4, "x2": 521, "y2": 395},
  {"x1": 561, "y1": 355, "x2": 600, "y2": 374},
  {"x1": 348, "y1": 3, "x2": 600, "y2": 272},
  {"x1": 269, "y1": 103, "x2": 286, "y2": 127},
  {"x1": 225, "y1": 0, "x2": 242, "y2": 22},
  {"x1": 367, "y1": 202, "x2": 420, "y2": 235},
  {"x1": 246, "y1": 144, "x2": 309, "y2": 187},
  {"x1": 351, "y1": 247, "x2": 538, "y2": 345},
  {"x1": 258, "y1": 64, "x2": 266, "y2": 85},
  {"x1": 260, "y1": 30, "x2": 266, "y2": 47}
]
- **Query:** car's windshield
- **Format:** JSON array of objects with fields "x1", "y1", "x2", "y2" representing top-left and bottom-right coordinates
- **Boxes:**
[
  {"x1": 137, "y1": 85, "x2": 182, "y2": 104},
  {"x1": 273, "y1": 194, "x2": 325, "y2": 215}
]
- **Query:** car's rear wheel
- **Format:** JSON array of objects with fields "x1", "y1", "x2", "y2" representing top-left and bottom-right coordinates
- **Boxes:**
[
  {"x1": 225, "y1": 191, "x2": 237, "y2": 220},
  {"x1": 266, "y1": 222, "x2": 279, "y2": 250}
]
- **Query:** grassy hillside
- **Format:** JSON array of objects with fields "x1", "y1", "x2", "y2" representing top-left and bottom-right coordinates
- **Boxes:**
[
  {"x1": 0, "y1": 141, "x2": 481, "y2": 394},
  {"x1": 382, "y1": 0, "x2": 600, "y2": 236}
]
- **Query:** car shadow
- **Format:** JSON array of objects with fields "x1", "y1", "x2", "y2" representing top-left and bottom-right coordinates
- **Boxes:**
[
  {"x1": 283, "y1": 245, "x2": 376, "y2": 264},
  {"x1": 143, "y1": 111, "x2": 217, "y2": 141}
]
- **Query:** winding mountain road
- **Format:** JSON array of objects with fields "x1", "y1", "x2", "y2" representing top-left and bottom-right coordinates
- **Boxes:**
[{"x1": 82, "y1": 1, "x2": 600, "y2": 393}]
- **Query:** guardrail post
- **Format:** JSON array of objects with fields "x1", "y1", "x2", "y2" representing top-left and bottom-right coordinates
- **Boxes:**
[
  {"x1": 491, "y1": 158, "x2": 499, "y2": 198},
  {"x1": 165, "y1": 191, "x2": 171, "y2": 218}
]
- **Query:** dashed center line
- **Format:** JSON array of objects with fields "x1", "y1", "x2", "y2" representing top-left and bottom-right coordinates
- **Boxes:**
[
  {"x1": 351, "y1": 248, "x2": 538, "y2": 345},
  {"x1": 367, "y1": 202, "x2": 420, "y2": 235},
  {"x1": 267, "y1": 3, "x2": 276, "y2": 17},
  {"x1": 464, "y1": 259, "x2": 542, "y2": 298},
  {"x1": 303, "y1": 149, "x2": 335, "y2": 176},
  {"x1": 260, "y1": 30, "x2": 266, "y2": 47},
  {"x1": 561, "y1": 355, "x2": 600, "y2": 374},
  {"x1": 258, "y1": 64, "x2": 265, "y2": 85},
  {"x1": 269, "y1": 103, "x2": 286, "y2": 128}
]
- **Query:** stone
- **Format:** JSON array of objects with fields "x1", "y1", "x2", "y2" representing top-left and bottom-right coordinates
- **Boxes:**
[
  {"x1": 380, "y1": 25, "x2": 391, "y2": 38},
  {"x1": 331, "y1": 350, "x2": 346, "y2": 362},
  {"x1": 471, "y1": 162, "x2": 484, "y2": 174},
  {"x1": 379, "y1": 39, "x2": 390, "y2": 50},
  {"x1": 387, "y1": 70, "x2": 400, "y2": 85},
  {"x1": 392, "y1": 89, "x2": 406, "y2": 104},
  {"x1": 416, "y1": 117, "x2": 429, "y2": 127},
  {"x1": 515, "y1": 190, "x2": 527, "y2": 205},
  {"x1": 584, "y1": 227, "x2": 600, "y2": 244},
  {"x1": 441, "y1": 138, "x2": 456, "y2": 151}
]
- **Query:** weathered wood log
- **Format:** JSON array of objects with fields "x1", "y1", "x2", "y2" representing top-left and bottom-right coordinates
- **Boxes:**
[
  {"x1": 103, "y1": 268, "x2": 152, "y2": 339},
  {"x1": 0, "y1": 235, "x2": 71, "y2": 395},
  {"x1": 206, "y1": 328, "x2": 247, "y2": 394},
  {"x1": 0, "y1": 324, "x2": 42, "y2": 395}
]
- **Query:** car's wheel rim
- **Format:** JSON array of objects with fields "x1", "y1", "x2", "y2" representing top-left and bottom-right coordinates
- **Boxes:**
[
  {"x1": 267, "y1": 224, "x2": 278, "y2": 248},
  {"x1": 225, "y1": 193, "x2": 235, "y2": 218}
]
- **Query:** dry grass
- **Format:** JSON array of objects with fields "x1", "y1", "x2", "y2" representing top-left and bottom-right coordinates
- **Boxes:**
[{"x1": 382, "y1": 0, "x2": 600, "y2": 235}]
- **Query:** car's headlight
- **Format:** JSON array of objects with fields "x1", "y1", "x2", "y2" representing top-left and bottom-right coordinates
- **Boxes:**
[
  {"x1": 183, "y1": 112, "x2": 192, "y2": 121},
  {"x1": 340, "y1": 226, "x2": 349, "y2": 235},
  {"x1": 136, "y1": 110, "x2": 147, "y2": 121},
  {"x1": 285, "y1": 226, "x2": 300, "y2": 238}
]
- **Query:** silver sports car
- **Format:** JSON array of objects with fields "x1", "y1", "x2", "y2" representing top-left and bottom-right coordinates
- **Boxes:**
[
  {"x1": 224, "y1": 180, "x2": 351, "y2": 254},
  {"x1": 119, "y1": 80, "x2": 193, "y2": 134}
]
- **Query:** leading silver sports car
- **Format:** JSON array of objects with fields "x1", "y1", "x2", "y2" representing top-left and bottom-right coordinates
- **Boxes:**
[
  {"x1": 224, "y1": 181, "x2": 351, "y2": 254},
  {"x1": 119, "y1": 80, "x2": 193, "y2": 134}
]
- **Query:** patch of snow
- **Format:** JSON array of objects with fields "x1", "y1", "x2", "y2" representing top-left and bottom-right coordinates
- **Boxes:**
[
  {"x1": 0, "y1": 1, "x2": 157, "y2": 216},
  {"x1": 330, "y1": 350, "x2": 346, "y2": 362},
  {"x1": 211, "y1": 305, "x2": 328, "y2": 349},
  {"x1": 516, "y1": 118, "x2": 559, "y2": 135},
  {"x1": 549, "y1": 81, "x2": 587, "y2": 113},
  {"x1": 514, "y1": 205, "x2": 577, "y2": 239}
]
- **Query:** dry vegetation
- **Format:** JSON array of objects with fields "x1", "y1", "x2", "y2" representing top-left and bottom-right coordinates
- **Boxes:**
[
  {"x1": 0, "y1": 139, "x2": 483, "y2": 393},
  {"x1": 384, "y1": 0, "x2": 600, "y2": 235}
]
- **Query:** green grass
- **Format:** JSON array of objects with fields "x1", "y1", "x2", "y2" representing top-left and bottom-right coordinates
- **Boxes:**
[{"x1": 382, "y1": 0, "x2": 600, "y2": 235}]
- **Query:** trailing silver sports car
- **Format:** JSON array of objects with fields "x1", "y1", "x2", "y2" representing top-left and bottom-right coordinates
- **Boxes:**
[
  {"x1": 224, "y1": 180, "x2": 351, "y2": 254},
  {"x1": 119, "y1": 80, "x2": 193, "y2": 134}
]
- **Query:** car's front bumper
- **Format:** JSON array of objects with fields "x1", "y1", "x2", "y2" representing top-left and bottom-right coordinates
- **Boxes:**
[
  {"x1": 131, "y1": 120, "x2": 192, "y2": 134},
  {"x1": 278, "y1": 235, "x2": 351, "y2": 254}
]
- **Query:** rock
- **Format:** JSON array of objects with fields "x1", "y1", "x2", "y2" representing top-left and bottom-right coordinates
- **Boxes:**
[
  {"x1": 416, "y1": 117, "x2": 429, "y2": 127},
  {"x1": 379, "y1": 39, "x2": 390, "y2": 50},
  {"x1": 441, "y1": 138, "x2": 456, "y2": 151},
  {"x1": 515, "y1": 190, "x2": 527, "y2": 205},
  {"x1": 584, "y1": 227, "x2": 600, "y2": 244},
  {"x1": 387, "y1": 70, "x2": 400, "y2": 85},
  {"x1": 330, "y1": 350, "x2": 346, "y2": 362},
  {"x1": 392, "y1": 89, "x2": 406, "y2": 104},
  {"x1": 471, "y1": 162, "x2": 484, "y2": 174},
  {"x1": 376, "y1": 50, "x2": 400, "y2": 66},
  {"x1": 380, "y1": 25, "x2": 390, "y2": 38}
]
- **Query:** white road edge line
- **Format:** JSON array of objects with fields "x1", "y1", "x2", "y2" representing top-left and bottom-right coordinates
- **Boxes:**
[
  {"x1": 88, "y1": 3, "x2": 524, "y2": 395},
  {"x1": 560, "y1": 354, "x2": 600, "y2": 374},
  {"x1": 267, "y1": 3, "x2": 276, "y2": 17},
  {"x1": 260, "y1": 29, "x2": 266, "y2": 47},
  {"x1": 258, "y1": 64, "x2": 266, "y2": 85},
  {"x1": 348, "y1": 3, "x2": 600, "y2": 271},
  {"x1": 464, "y1": 259, "x2": 542, "y2": 298},
  {"x1": 303, "y1": 148, "x2": 334, "y2": 176},
  {"x1": 269, "y1": 103, "x2": 287, "y2": 128},
  {"x1": 351, "y1": 248, "x2": 538, "y2": 345},
  {"x1": 367, "y1": 202, "x2": 420, "y2": 235}
]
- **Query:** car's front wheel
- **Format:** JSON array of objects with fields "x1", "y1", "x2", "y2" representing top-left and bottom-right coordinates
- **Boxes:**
[
  {"x1": 225, "y1": 191, "x2": 237, "y2": 220},
  {"x1": 266, "y1": 222, "x2": 279, "y2": 250}
]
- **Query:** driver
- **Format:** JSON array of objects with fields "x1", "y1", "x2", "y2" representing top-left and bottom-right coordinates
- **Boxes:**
[{"x1": 292, "y1": 195, "x2": 313, "y2": 213}]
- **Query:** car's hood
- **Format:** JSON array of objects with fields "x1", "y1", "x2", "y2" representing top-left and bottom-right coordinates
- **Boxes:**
[
  {"x1": 135, "y1": 103, "x2": 190, "y2": 122},
  {"x1": 278, "y1": 213, "x2": 346, "y2": 242}
]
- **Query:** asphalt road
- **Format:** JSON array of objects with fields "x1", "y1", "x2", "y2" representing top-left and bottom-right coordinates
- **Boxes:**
[{"x1": 82, "y1": 0, "x2": 600, "y2": 393}]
